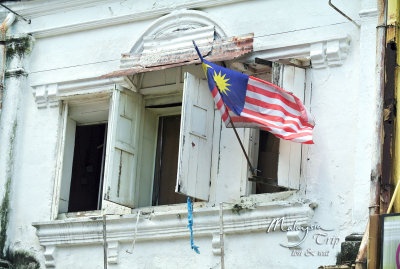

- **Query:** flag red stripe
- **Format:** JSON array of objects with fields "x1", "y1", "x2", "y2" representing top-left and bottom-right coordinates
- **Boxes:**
[
  {"x1": 247, "y1": 84, "x2": 300, "y2": 112},
  {"x1": 212, "y1": 86, "x2": 230, "y2": 123},
  {"x1": 209, "y1": 75, "x2": 314, "y2": 144},
  {"x1": 226, "y1": 111, "x2": 313, "y2": 143},
  {"x1": 250, "y1": 76, "x2": 294, "y2": 96},
  {"x1": 245, "y1": 96, "x2": 314, "y2": 128},
  {"x1": 234, "y1": 112, "x2": 308, "y2": 134},
  {"x1": 241, "y1": 108, "x2": 308, "y2": 131},
  {"x1": 230, "y1": 112, "x2": 313, "y2": 134},
  {"x1": 231, "y1": 116, "x2": 313, "y2": 142},
  {"x1": 243, "y1": 102, "x2": 314, "y2": 129}
]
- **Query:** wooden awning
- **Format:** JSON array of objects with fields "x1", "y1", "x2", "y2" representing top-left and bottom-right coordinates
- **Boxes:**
[{"x1": 100, "y1": 33, "x2": 253, "y2": 79}]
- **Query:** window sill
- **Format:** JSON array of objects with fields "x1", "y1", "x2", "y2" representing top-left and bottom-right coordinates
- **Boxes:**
[
  {"x1": 57, "y1": 210, "x2": 102, "y2": 220},
  {"x1": 33, "y1": 191, "x2": 315, "y2": 267}
]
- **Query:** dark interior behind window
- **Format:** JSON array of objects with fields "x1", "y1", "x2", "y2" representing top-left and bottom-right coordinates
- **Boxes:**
[{"x1": 68, "y1": 124, "x2": 106, "y2": 212}]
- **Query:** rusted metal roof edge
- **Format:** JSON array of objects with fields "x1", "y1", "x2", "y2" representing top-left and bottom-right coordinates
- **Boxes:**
[{"x1": 99, "y1": 33, "x2": 254, "y2": 79}]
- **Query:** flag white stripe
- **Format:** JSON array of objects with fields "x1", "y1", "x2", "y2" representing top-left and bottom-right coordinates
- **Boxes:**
[
  {"x1": 248, "y1": 78, "x2": 296, "y2": 104},
  {"x1": 232, "y1": 111, "x2": 312, "y2": 136},
  {"x1": 214, "y1": 90, "x2": 231, "y2": 125},
  {"x1": 214, "y1": 77, "x2": 313, "y2": 144},
  {"x1": 240, "y1": 112, "x2": 307, "y2": 133},
  {"x1": 244, "y1": 103, "x2": 310, "y2": 129},
  {"x1": 246, "y1": 90, "x2": 302, "y2": 117}
]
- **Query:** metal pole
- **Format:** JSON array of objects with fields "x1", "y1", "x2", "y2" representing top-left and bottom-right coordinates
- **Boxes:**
[
  {"x1": 0, "y1": 4, "x2": 31, "y2": 24},
  {"x1": 193, "y1": 40, "x2": 256, "y2": 176},
  {"x1": 328, "y1": 0, "x2": 360, "y2": 28},
  {"x1": 219, "y1": 203, "x2": 225, "y2": 269},
  {"x1": 102, "y1": 215, "x2": 108, "y2": 269},
  {"x1": 215, "y1": 83, "x2": 256, "y2": 176}
]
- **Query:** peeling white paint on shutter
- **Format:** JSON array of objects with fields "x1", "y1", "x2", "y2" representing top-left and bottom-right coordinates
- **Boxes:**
[
  {"x1": 58, "y1": 105, "x2": 76, "y2": 214},
  {"x1": 104, "y1": 88, "x2": 142, "y2": 208},
  {"x1": 276, "y1": 65, "x2": 305, "y2": 190},
  {"x1": 175, "y1": 72, "x2": 215, "y2": 201}
]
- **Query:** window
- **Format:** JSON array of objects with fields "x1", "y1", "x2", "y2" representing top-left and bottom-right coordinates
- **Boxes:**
[
  {"x1": 56, "y1": 66, "x2": 216, "y2": 214},
  {"x1": 58, "y1": 95, "x2": 110, "y2": 214},
  {"x1": 55, "y1": 63, "x2": 306, "y2": 216},
  {"x1": 152, "y1": 115, "x2": 185, "y2": 206},
  {"x1": 248, "y1": 63, "x2": 306, "y2": 194},
  {"x1": 68, "y1": 123, "x2": 106, "y2": 212}
]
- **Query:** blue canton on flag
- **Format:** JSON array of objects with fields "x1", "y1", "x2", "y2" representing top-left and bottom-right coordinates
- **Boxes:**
[{"x1": 203, "y1": 60, "x2": 248, "y2": 116}]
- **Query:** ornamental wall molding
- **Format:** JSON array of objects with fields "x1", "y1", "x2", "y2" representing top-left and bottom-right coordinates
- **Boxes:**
[
  {"x1": 6, "y1": 0, "x2": 118, "y2": 18},
  {"x1": 33, "y1": 200, "x2": 314, "y2": 267},
  {"x1": 247, "y1": 34, "x2": 351, "y2": 69},
  {"x1": 30, "y1": 33, "x2": 350, "y2": 109},
  {"x1": 119, "y1": 9, "x2": 229, "y2": 71},
  {"x1": 31, "y1": 76, "x2": 132, "y2": 109},
  {"x1": 126, "y1": 9, "x2": 227, "y2": 55},
  {"x1": 30, "y1": 34, "x2": 350, "y2": 109},
  {"x1": 27, "y1": 0, "x2": 243, "y2": 39}
]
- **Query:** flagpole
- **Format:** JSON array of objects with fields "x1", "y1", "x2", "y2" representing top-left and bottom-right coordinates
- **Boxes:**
[
  {"x1": 192, "y1": 40, "x2": 256, "y2": 177},
  {"x1": 222, "y1": 99, "x2": 256, "y2": 177}
]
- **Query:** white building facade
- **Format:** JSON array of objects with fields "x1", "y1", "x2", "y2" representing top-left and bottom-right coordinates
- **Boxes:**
[{"x1": 0, "y1": 0, "x2": 381, "y2": 268}]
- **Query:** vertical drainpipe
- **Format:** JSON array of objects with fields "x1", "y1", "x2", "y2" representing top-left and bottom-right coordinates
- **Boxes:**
[
  {"x1": 0, "y1": 13, "x2": 16, "y2": 115},
  {"x1": 355, "y1": 1, "x2": 387, "y2": 267},
  {"x1": 387, "y1": 0, "x2": 400, "y2": 213}
]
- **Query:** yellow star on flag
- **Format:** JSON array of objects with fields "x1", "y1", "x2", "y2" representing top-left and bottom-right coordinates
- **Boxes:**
[{"x1": 213, "y1": 71, "x2": 231, "y2": 95}]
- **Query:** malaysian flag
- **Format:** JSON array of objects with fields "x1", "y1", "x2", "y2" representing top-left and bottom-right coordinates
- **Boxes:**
[{"x1": 201, "y1": 59, "x2": 314, "y2": 144}]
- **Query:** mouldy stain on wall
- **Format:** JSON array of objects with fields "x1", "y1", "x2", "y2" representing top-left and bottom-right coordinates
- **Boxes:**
[
  {"x1": 4, "y1": 249, "x2": 40, "y2": 269},
  {"x1": 0, "y1": 121, "x2": 16, "y2": 258},
  {"x1": 0, "y1": 35, "x2": 38, "y2": 268},
  {"x1": 5, "y1": 36, "x2": 32, "y2": 61}
]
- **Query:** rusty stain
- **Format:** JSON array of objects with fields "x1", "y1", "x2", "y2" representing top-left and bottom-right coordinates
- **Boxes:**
[
  {"x1": 0, "y1": 16, "x2": 9, "y2": 111},
  {"x1": 100, "y1": 33, "x2": 254, "y2": 79},
  {"x1": 0, "y1": 16, "x2": 10, "y2": 33},
  {"x1": 191, "y1": 142, "x2": 195, "y2": 147}
]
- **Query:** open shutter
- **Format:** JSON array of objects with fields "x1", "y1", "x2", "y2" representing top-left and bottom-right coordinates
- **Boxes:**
[
  {"x1": 276, "y1": 64, "x2": 305, "y2": 190},
  {"x1": 58, "y1": 104, "x2": 76, "y2": 213},
  {"x1": 175, "y1": 72, "x2": 215, "y2": 201},
  {"x1": 104, "y1": 88, "x2": 142, "y2": 208}
]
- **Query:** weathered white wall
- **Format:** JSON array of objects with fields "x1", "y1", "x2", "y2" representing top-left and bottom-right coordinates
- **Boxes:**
[{"x1": 0, "y1": 0, "x2": 380, "y2": 268}]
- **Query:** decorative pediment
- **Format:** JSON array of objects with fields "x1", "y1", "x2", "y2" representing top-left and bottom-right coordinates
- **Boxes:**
[
  {"x1": 101, "y1": 9, "x2": 254, "y2": 78},
  {"x1": 127, "y1": 9, "x2": 228, "y2": 55}
]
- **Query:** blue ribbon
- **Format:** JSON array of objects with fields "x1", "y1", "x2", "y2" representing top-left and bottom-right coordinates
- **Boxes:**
[{"x1": 187, "y1": 197, "x2": 200, "y2": 254}]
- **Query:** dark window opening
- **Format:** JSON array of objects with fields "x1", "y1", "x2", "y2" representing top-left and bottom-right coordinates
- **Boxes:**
[
  {"x1": 255, "y1": 130, "x2": 281, "y2": 193},
  {"x1": 68, "y1": 123, "x2": 106, "y2": 212},
  {"x1": 152, "y1": 115, "x2": 186, "y2": 206}
]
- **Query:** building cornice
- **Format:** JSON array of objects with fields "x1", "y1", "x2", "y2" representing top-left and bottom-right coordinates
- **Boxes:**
[
  {"x1": 24, "y1": 0, "x2": 246, "y2": 39},
  {"x1": 5, "y1": 0, "x2": 118, "y2": 18}
]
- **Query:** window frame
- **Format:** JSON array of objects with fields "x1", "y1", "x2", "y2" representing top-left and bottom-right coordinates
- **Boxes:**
[
  {"x1": 243, "y1": 64, "x2": 308, "y2": 196},
  {"x1": 51, "y1": 63, "x2": 309, "y2": 219},
  {"x1": 53, "y1": 93, "x2": 112, "y2": 218}
]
